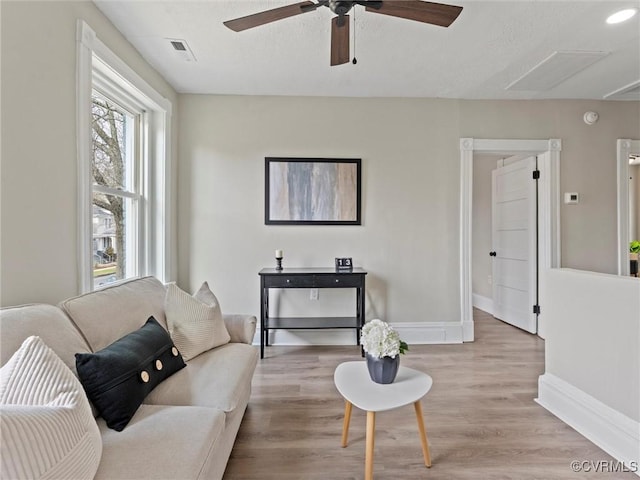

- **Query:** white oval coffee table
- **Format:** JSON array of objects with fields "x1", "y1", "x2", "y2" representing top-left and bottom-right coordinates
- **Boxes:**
[{"x1": 334, "y1": 361, "x2": 433, "y2": 480}]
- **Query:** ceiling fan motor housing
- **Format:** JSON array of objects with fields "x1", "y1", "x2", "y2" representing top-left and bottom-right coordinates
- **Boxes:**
[{"x1": 330, "y1": 0, "x2": 354, "y2": 16}]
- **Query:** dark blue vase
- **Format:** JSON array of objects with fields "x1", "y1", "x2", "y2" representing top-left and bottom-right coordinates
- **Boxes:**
[{"x1": 366, "y1": 353, "x2": 400, "y2": 384}]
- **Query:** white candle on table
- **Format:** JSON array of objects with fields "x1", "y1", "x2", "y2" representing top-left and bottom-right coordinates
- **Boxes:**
[{"x1": 275, "y1": 250, "x2": 283, "y2": 258}]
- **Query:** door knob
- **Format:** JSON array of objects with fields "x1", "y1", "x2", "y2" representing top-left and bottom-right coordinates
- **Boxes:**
[{"x1": 489, "y1": 251, "x2": 497, "y2": 257}]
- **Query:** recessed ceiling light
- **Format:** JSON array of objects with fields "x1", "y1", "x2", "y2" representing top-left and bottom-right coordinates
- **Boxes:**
[{"x1": 606, "y1": 8, "x2": 638, "y2": 24}]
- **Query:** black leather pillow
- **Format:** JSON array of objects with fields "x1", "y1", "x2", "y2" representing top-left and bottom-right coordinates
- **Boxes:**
[{"x1": 75, "y1": 316, "x2": 186, "y2": 431}]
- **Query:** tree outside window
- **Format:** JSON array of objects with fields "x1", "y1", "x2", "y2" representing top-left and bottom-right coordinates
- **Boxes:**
[{"x1": 91, "y1": 94, "x2": 138, "y2": 286}]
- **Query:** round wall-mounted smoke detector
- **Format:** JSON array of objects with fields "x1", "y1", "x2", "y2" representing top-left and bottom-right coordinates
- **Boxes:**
[{"x1": 583, "y1": 111, "x2": 599, "y2": 125}]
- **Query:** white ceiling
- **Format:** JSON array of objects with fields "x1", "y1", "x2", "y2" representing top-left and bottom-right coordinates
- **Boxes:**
[{"x1": 93, "y1": 0, "x2": 640, "y2": 99}]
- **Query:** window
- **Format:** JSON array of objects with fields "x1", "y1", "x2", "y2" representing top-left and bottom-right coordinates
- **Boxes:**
[
  {"x1": 77, "y1": 21, "x2": 172, "y2": 293},
  {"x1": 91, "y1": 92, "x2": 140, "y2": 287}
]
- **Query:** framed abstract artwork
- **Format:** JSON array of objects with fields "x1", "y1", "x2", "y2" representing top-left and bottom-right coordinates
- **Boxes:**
[{"x1": 265, "y1": 157, "x2": 361, "y2": 225}]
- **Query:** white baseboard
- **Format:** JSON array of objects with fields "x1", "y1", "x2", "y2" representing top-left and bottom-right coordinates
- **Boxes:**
[
  {"x1": 252, "y1": 321, "x2": 464, "y2": 346},
  {"x1": 394, "y1": 321, "x2": 463, "y2": 344},
  {"x1": 472, "y1": 293, "x2": 493, "y2": 315},
  {"x1": 537, "y1": 373, "x2": 640, "y2": 475},
  {"x1": 462, "y1": 318, "x2": 474, "y2": 342}
]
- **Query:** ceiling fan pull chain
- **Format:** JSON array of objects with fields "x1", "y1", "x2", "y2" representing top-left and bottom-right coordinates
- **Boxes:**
[{"x1": 352, "y1": 6, "x2": 357, "y2": 64}]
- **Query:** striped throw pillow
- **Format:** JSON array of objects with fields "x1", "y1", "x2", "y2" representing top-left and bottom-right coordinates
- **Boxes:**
[
  {"x1": 165, "y1": 282, "x2": 231, "y2": 361},
  {"x1": 0, "y1": 336, "x2": 102, "y2": 480}
]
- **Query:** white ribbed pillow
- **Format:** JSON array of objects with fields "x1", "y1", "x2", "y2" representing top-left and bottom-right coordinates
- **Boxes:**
[
  {"x1": 0, "y1": 336, "x2": 102, "y2": 480},
  {"x1": 165, "y1": 282, "x2": 231, "y2": 361}
]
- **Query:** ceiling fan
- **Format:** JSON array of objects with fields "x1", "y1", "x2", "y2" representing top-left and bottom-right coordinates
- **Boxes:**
[{"x1": 223, "y1": 1, "x2": 463, "y2": 66}]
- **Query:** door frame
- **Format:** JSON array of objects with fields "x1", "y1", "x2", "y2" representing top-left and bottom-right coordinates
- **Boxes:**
[
  {"x1": 616, "y1": 139, "x2": 640, "y2": 276},
  {"x1": 459, "y1": 138, "x2": 562, "y2": 341}
]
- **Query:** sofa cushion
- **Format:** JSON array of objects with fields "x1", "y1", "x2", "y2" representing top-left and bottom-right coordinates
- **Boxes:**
[
  {"x1": 95, "y1": 404, "x2": 224, "y2": 480},
  {"x1": 60, "y1": 276, "x2": 167, "y2": 352},
  {"x1": 0, "y1": 336, "x2": 102, "y2": 480},
  {"x1": 75, "y1": 317, "x2": 186, "y2": 431},
  {"x1": 144, "y1": 342, "x2": 258, "y2": 412},
  {"x1": 165, "y1": 282, "x2": 230, "y2": 361},
  {"x1": 0, "y1": 304, "x2": 91, "y2": 376},
  {"x1": 222, "y1": 314, "x2": 258, "y2": 345}
]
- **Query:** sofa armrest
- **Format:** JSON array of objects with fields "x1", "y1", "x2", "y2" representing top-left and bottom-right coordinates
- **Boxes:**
[{"x1": 222, "y1": 314, "x2": 257, "y2": 344}]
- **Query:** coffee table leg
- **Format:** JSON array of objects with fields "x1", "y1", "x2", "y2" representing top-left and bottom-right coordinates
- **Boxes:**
[
  {"x1": 365, "y1": 411, "x2": 376, "y2": 480},
  {"x1": 341, "y1": 400, "x2": 353, "y2": 447},
  {"x1": 413, "y1": 401, "x2": 432, "y2": 467}
]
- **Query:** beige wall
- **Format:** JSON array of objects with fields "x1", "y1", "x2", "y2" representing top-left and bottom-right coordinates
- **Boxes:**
[
  {"x1": 178, "y1": 95, "x2": 639, "y2": 322},
  {"x1": 459, "y1": 100, "x2": 639, "y2": 275},
  {"x1": 178, "y1": 96, "x2": 463, "y2": 323},
  {"x1": 0, "y1": 1, "x2": 178, "y2": 306}
]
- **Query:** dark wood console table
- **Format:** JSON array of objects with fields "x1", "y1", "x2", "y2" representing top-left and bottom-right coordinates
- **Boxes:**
[{"x1": 258, "y1": 268, "x2": 367, "y2": 359}]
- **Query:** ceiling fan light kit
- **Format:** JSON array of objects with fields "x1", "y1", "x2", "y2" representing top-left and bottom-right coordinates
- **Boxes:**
[{"x1": 223, "y1": 0, "x2": 463, "y2": 66}]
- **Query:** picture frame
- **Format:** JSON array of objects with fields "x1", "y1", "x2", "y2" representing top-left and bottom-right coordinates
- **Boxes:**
[{"x1": 265, "y1": 157, "x2": 362, "y2": 225}]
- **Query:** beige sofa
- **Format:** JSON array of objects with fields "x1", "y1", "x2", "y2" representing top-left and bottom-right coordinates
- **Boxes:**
[{"x1": 0, "y1": 276, "x2": 258, "y2": 480}]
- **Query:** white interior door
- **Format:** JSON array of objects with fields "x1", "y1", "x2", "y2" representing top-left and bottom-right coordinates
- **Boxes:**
[{"x1": 491, "y1": 156, "x2": 538, "y2": 333}]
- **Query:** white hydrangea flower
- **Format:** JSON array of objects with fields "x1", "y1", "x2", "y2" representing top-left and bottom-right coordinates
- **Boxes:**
[{"x1": 361, "y1": 319, "x2": 402, "y2": 358}]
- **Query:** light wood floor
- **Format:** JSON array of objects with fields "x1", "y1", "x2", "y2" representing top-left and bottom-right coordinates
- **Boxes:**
[{"x1": 224, "y1": 310, "x2": 634, "y2": 479}]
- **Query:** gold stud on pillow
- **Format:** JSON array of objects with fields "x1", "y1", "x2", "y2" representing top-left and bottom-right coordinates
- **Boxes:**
[
  {"x1": 155, "y1": 359, "x2": 163, "y2": 371},
  {"x1": 140, "y1": 371, "x2": 150, "y2": 383}
]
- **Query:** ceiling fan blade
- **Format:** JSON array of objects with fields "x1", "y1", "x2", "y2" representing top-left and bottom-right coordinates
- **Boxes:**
[
  {"x1": 330, "y1": 15, "x2": 350, "y2": 66},
  {"x1": 224, "y1": 1, "x2": 315, "y2": 32},
  {"x1": 300, "y1": 0, "x2": 329, "y2": 13},
  {"x1": 365, "y1": 1, "x2": 462, "y2": 27}
]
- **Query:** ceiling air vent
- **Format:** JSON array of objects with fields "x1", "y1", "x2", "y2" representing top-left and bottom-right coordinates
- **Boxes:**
[
  {"x1": 506, "y1": 51, "x2": 609, "y2": 91},
  {"x1": 171, "y1": 41, "x2": 187, "y2": 51},
  {"x1": 166, "y1": 38, "x2": 197, "y2": 62}
]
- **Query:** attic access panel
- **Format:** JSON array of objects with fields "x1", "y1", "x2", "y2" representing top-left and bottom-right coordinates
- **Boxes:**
[{"x1": 265, "y1": 157, "x2": 362, "y2": 225}]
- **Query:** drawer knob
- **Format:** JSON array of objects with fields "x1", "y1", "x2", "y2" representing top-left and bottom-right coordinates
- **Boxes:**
[
  {"x1": 335, "y1": 279, "x2": 339, "y2": 283},
  {"x1": 286, "y1": 279, "x2": 291, "y2": 283}
]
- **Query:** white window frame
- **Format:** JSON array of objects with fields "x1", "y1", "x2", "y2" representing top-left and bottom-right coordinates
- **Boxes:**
[
  {"x1": 91, "y1": 87, "x2": 143, "y2": 281},
  {"x1": 77, "y1": 20, "x2": 172, "y2": 293}
]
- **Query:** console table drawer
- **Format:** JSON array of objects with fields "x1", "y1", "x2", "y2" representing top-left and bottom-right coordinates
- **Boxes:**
[
  {"x1": 265, "y1": 276, "x2": 315, "y2": 288},
  {"x1": 313, "y1": 275, "x2": 363, "y2": 288}
]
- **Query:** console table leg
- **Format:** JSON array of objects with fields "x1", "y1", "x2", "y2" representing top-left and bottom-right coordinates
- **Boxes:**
[
  {"x1": 414, "y1": 401, "x2": 432, "y2": 467},
  {"x1": 356, "y1": 287, "x2": 364, "y2": 346},
  {"x1": 365, "y1": 410, "x2": 375, "y2": 480},
  {"x1": 260, "y1": 292, "x2": 265, "y2": 360},
  {"x1": 341, "y1": 400, "x2": 352, "y2": 447}
]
